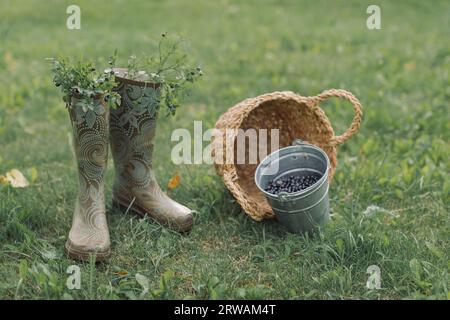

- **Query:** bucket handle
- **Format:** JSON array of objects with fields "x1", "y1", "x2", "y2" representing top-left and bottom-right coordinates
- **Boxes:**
[
  {"x1": 278, "y1": 191, "x2": 290, "y2": 202},
  {"x1": 309, "y1": 89, "x2": 362, "y2": 147},
  {"x1": 292, "y1": 139, "x2": 308, "y2": 146}
]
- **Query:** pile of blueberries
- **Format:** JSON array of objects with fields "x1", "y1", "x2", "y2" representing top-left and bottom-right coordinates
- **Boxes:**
[{"x1": 264, "y1": 173, "x2": 322, "y2": 195}]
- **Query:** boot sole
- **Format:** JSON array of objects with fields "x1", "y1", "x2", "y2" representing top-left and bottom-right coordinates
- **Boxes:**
[
  {"x1": 65, "y1": 240, "x2": 111, "y2": 262},
  {"x1": 112, "y1": 197, "x2": 193, "y2": 233}
]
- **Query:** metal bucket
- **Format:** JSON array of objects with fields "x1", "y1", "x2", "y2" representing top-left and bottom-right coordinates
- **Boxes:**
[{"x1": 255, "y1": 139, "x2": 330, "y2": 234}]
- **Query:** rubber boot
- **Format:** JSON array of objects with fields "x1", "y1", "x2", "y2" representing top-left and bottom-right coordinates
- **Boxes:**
[
  {"x1": 65, "y1": 95, "x2": 111, "y2": 261},
  {"x1": 110, "y1": 74, "x2": 193, "y2": 232}
]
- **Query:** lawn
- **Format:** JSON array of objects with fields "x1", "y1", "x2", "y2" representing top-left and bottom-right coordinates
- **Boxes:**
[{"x1": 0, "y1": 0, "x2": 448, "y2": 299}]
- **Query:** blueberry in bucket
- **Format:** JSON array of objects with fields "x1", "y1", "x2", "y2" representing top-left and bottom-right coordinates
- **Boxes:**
[{"x1": 264, "y1": 173, "x2": 322, "y2": 195}]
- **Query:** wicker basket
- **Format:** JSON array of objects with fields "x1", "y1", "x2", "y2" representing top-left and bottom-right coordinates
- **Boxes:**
[{"x1": 214, "y1": 89, "x2": 362, "y2": 221}]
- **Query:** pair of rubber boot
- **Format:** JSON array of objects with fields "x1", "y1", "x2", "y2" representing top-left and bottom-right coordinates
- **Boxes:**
[{"x1": 65, "y1": 74, "x2": 193, "y2": 261}]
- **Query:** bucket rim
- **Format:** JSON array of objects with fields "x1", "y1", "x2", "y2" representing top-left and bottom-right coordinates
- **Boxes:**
[{"x1": 255, "y1": 144, "x2": 330, "y2": 200}]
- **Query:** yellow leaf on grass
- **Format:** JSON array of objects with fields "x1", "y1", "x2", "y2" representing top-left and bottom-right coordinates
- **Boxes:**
[
  {"x1": 27, "y1": 167, "x2": 38, "y2": 183},
  {"x1": 4, "y1": 52, "x2": 18, "y2": 71},
  {"x1": 0, "y1": 175, "x2": 8, "y2": 185},
  {"x1": 6, "y1": 169, "x2": 29, "y2": 188},
  {"x1": 403, "y1": 61, "x2": 416, "y2": 71},
  {"x1": 167, "y1": 173, "x2": 181, "y2": 190}
]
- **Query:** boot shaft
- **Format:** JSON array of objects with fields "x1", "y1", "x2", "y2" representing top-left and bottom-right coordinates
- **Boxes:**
[
  {"x1": 109, "y1": 79, "x2": 160, "y2": 189},
  {"x1": 66, "y1": 95, "x2": 111, "y2": 260},
  {"x1": 68, "y1": 95, "x2": 109, "y2": 189}
]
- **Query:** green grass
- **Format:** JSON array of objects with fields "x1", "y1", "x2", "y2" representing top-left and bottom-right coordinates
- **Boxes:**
[{"x1": 0, "y1": 0, "x2": 449, "y2": 299}]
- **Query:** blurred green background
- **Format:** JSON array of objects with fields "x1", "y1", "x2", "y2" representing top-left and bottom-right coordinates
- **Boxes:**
[{"x1": 0, "y1": 0, "x2": 448, "y2": 299}]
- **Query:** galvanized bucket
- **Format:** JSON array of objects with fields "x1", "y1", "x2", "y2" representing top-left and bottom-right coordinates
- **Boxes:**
[{"x1": 255, "y1": 139, "x2": 330, "y2": 234}]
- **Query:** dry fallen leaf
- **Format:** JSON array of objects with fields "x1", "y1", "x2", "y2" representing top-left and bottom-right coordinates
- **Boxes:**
[
  {"x1": 4, "y1": 52, "x2": 18, "y2": 71},
  {"x1": 6, "y1": 169, "x2": 30, "y2": 188},
  {"x1": 27, "y1": 167, "x2": 38, "y2": 183},
  {"x1": 167, "y1": 173, "x2": 181, "y2": 190},
  {"x1": 0, "y1": 175, "x2": 8, "y2": 185},
  {"x1": 403, "y1": 61, "x2": 416, "y2": 71}
]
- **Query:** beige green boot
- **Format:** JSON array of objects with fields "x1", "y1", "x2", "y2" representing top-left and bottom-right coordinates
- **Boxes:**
[
  {"x1": 65, "y1": 95, "x2": 111, "y2": 261},
  {"x1": 110, "y1": 74, "x2": 193, "y2": 233}
]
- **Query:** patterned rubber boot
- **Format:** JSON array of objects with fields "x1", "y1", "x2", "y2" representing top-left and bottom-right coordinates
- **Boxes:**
[
  {"x1": 65, "y1": 95, "x2": 111, "y2": 261},
  {"x1": 109, "y1": 75, "x2": 193, "y2": 233},
  {"x1": 110, "y1": 76, "x2": 193, "y2": 232}
]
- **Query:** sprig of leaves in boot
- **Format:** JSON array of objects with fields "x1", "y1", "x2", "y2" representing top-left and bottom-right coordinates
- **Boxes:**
[
  {"x1": 120, "y1": 33, "x2": 203, "y2": 116},
  {"x1": 49, "y1": 55, "x2": 121, "y2": 111}
]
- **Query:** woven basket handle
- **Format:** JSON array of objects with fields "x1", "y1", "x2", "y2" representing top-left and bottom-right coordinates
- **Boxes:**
[{"x1": 309, "y1": 89, "x2": 362, "y2": 147}]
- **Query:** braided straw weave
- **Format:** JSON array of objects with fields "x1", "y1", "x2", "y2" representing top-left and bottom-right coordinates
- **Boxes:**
[{"x1": 214, "y1": 89, "x2": 362, "y2": 221}]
